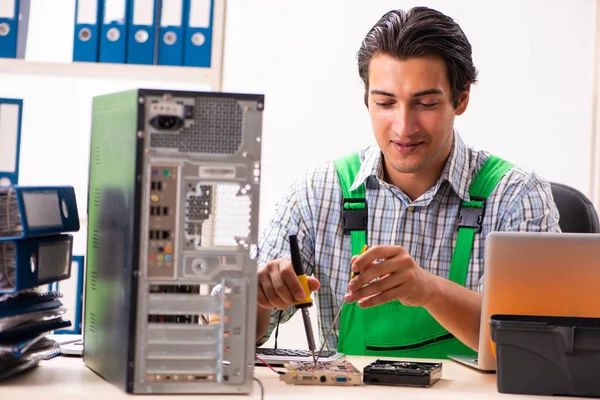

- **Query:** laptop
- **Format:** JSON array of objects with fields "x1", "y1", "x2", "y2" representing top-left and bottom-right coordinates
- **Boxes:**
[{"x1": 449, "y1": 231, "x2": 600, "y2": 371}]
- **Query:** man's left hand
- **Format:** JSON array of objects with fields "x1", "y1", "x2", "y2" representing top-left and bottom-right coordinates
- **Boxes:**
[{"x1": 344, "y1": 245, "x2": 438, "y2": 308}]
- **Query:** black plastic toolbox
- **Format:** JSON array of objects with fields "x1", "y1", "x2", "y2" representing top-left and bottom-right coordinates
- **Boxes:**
[{"x1": 490, "y1": 314, "x2": 600, "y2": 397}]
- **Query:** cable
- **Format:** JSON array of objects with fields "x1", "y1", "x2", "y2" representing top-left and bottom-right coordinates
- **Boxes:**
[
  {"x1": 253, "y1": 377, "x2": 264, "y2": 400},
  {"x1": 255, "y1": 356, "x2": 285, "y2": 375}
]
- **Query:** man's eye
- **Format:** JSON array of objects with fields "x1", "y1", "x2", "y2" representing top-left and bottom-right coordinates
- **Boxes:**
[
  {"x1": 376, "y1": 102, "x2": 393, "y2": 107},
  {"x1": 417, "y1": 102, "x2": 438, "y2": 108}
]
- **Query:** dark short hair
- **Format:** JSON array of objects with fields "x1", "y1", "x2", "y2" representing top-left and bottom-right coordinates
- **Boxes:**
[{"x1": 357, "y1": 7, "x2": 478, "y2": 108}]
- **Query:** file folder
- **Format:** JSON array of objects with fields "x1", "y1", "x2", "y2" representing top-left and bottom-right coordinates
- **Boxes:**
[
  {"x1": 158, "y1": 0, "x2": 184, "y2": 66},
  {"x1": 0, "y1": 316, "x2": 71, "y2": 342},
  {"x1": 48, "y1": 256, "x2": 84, "y2": 334},
  {"x1": 0, "y1": 291, "x2": 62, "y2": 312},
  {"x1": 0, "y1": 353, "x2": 42, "y2": 381},
  {"x1": 0, "y1": 300, "x2": 63, "y2": 319},
  {"x1": 126, "y1": 0, "x2": 158, "y2": 65},
  {"x1": 0, "y1": 234, "x2": 73, "y2": 294},
  {"x1": 0, "y1": 99, "x2": 22, "y2": 187},
  {"x1": 0, "y1": 333, "x2": 47, "y2": 356},
  {"x1": 0, "y1": 0, "x2": 30, "y2": 59},
  {"x1": 0, "y1": 336, "x2": 61, "y2": 358},
  {"x1": 73, "y1": 0, "x2": 102, "y2": 62},
  {"x1": 0, "y1": 186, "x2": 80, "y2": 241},
  {"x1": 98, "y1": 0, "x2": 128, "y2": 63},
  {"x1": 183, "y1": 0, "x2": 213, "y2": 67}
]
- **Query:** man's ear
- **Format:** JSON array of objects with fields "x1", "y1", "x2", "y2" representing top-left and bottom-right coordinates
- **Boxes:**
[{"x1": 455, "y1": 82, "x2": 471, "y2": 116}]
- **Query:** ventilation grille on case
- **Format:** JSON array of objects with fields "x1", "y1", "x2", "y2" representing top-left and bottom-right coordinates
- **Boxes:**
[
  {"x1": 90, "y1": 271, "x2": 98, "y2": 292},
  {"x1": 91, "y1": 230, "x2": 100, "y2": 249},
  {"x1": 88, "y1": 312, "x2": 97, "y2": 333},
  {"x1": 185, "y1": 185, "x2": 213, "y2": 239},
  {"x1": 93, "y1": 146, "x2": 101, "y2": 165},
  {"x1": 0, "y1": 189, "x2": 22, "y2": 237},
  {"x1": 92, "y1": 188, "x2": 101, "y2": 209},
  {"x1": 150, "y1": 97, "x2": 243, "y2": 154},
  {"x1": 184, "y1": 183, "x2": 251, "y2": 249}
]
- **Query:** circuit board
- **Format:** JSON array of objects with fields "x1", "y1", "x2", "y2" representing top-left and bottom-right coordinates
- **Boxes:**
[{"x1": 279, "y1": 361, "x2": 361, "y2": 386}]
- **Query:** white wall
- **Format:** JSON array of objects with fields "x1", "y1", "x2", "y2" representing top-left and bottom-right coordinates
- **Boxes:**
[
  {"x1": 221, "y1": 0, "x2": 596, "y2": 349},
  {"x1": 223, "y1": 0, "x2": 595, "y2": 235},
  {"x1": 0, "y1": 0, "x2": 595, "y2": 348}
]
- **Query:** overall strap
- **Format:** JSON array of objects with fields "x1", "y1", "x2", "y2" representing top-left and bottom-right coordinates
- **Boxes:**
[
  {"x1": 448, "y1": 155, "x2": 515, "y2": 285},
  {"x1": 333, "y1": 153, "x2": 367, "y2": 256}
]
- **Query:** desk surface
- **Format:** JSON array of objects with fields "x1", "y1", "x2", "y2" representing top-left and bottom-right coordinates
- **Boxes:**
[{"x1": 2, "y1": 355, "x2": 578, "y2": 399}]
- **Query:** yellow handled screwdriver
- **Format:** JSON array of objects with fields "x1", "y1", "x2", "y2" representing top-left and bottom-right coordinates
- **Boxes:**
[
  {"x1": 289, "y1": 234, "x2": 318, "y2": 365},
  {"x1": 315, "y1": 244, "x2": 369, "y2": 363}
]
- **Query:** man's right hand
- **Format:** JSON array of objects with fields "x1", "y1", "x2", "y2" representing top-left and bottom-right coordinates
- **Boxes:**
[{"x1": 257, "y1": 258, "x2": 320, "y2": 310}]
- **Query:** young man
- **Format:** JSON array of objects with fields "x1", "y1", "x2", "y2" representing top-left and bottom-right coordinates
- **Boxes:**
[{"x1": 255, "y1": 7, "x2": 560, "y2": 358}]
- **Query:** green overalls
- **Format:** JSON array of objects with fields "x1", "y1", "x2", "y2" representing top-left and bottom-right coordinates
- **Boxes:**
[{"x1": 333, "y1": 152, "x2": 514, "y2": 358}]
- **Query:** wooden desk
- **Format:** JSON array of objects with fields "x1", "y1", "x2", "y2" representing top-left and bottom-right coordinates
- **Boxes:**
[{"x1": 1, "y1": 355, "x2": 577, "y2": 399}]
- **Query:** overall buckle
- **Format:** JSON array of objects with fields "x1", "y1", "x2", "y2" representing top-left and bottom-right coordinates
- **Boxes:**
[
  {"x1": 342, "y1": 198, "x2": 367, "y2": 234},
  {"x1": 458, "y1": 196, "x2": 486, "y2": 233}
]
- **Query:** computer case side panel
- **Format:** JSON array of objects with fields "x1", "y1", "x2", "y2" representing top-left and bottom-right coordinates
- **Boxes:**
[{"x1": 83, "y1": 89, "x2": 142, "y2": 392}]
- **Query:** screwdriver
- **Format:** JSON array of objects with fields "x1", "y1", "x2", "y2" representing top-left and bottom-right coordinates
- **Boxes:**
[
  {"x1": 316, "y1": 244, "x2": 369, "y2": 363},
  {"x1": 289, "y1": 234, "x2": 318, "y2": 366}
]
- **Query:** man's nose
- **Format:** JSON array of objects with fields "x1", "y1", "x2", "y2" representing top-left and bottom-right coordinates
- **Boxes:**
[{"x1": 391, "y1": 104, "x2": 419, "y2": 136}]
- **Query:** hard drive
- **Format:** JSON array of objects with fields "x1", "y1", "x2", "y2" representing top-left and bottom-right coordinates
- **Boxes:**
[{"x1": 363, "y1": 359, "x2": 442, "y2": 387}]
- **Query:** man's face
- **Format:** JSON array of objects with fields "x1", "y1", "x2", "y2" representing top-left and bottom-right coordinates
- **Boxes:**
[{"x1": 367, "y1": 53, "x2": 469, "y2": 177}]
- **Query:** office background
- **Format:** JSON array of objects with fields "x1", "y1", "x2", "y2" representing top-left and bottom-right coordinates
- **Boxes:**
[{"x1": 0, "y1": 0, "x2": 597, "y2": 349}]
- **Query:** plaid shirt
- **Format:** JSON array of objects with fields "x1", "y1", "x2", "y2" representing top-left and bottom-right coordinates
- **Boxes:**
[{"x1": 256, "y1": 132, "x2": 561, "y2": 349}]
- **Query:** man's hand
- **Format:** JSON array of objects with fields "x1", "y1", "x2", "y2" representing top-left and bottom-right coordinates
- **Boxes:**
[
  {"x1": 344, "y1": 245, "x2": 437, "y2": 308},
  {"x1": 257, "y1": 258, "x2": 320, "y2": 310}
]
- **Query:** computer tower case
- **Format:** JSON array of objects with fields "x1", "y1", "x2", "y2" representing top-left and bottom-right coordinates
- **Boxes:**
[{"x1": 83, "y1": 89, "x2": 263, "y2": 394}]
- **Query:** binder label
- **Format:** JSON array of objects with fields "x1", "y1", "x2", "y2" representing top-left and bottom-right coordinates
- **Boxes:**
[
  {"x1": 161, "y1": 0, "x2": 182, "y2": 26},
  {"x1": 189, "y1": 0, "x2": 211, "y2": 28},
  {"x1": 0, "y1": 0, "x2": 16, "y2": 19},
  {"x1": 0, "y1": 104, "x2": 19, "y2": 174},
  {"x1": 104, "y1": 0, "x2": 127, "y2": 23},
  {"x1": 133, "y1": 0, "x2": 154, "y2": 25},
  {"x1": 77, "y1": 0, "x2": 98, "y2": 24},
  {"x1": 38, "y1": 240, "x2": 71, "y2": 281},
  {"x1": 22, "y1": 192, "x2": 63, "y2": 229}
]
